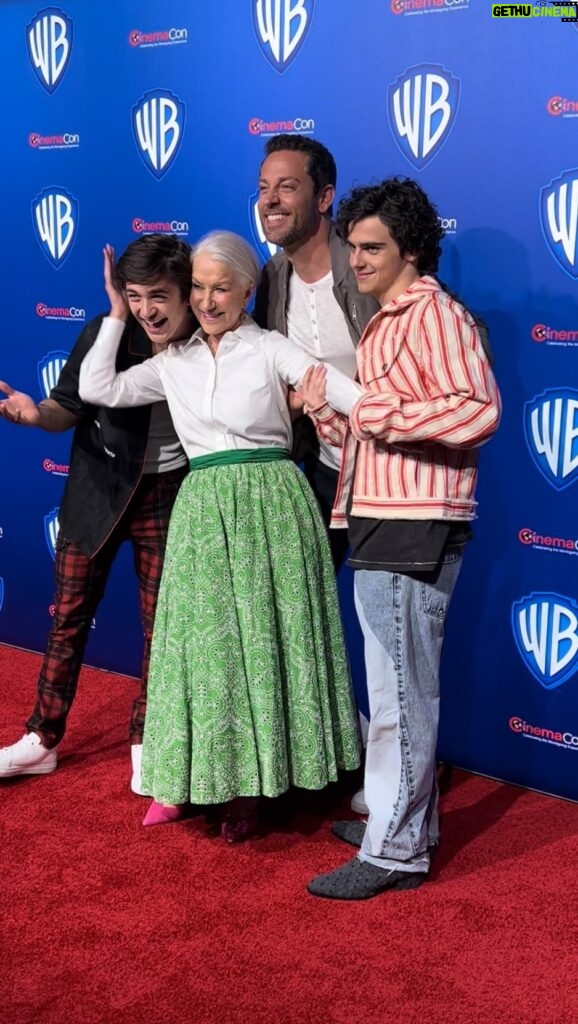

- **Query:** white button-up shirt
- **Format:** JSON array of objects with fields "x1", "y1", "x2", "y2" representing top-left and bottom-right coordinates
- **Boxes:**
[
  {"x1": 78, "y1": 316, "x2": 362, "y2": 460},
  {"x1": 287, "y1": 270, "x2": 357, "y2": 470}
]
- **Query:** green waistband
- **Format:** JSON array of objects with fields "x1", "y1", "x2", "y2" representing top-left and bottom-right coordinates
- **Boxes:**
[{"x1": 188, "y1": 447, "x2": 291, "y2": 472}]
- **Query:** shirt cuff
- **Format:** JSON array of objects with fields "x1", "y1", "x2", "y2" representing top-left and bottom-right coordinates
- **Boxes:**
[{"x1": 309, "y1": 402, "x2": 335, "y2": 422}]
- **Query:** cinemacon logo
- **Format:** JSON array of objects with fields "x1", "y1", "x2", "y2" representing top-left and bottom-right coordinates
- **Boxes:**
[
  {"x1": 391, "y1": 0, "x2": 469, "y2": 12},
  {"x1": 29, "y1": 132, "x2": 79, "y2": 148},
  {"x1": 36, "y1": 303, "x2": 85, "y2": 320},
  {"x1": 132, "y1": 218, "x2": 189, "y2": 235},
  {"x1": 531, "y1": 323, "x2": 578, "y2": 344},
  {"x1": 43, "y1": 459, "x2": 69, "y2": 476},
  {"x1": 248, "y1": 116, "x2": 315, "y2": 136},
  {"x1": 129, "y1": 27, "x2": 188, "y2": 46},
  {"x1": 518, "y1": 527, "x2": 578, "y2": 553},
  {"x1": 547, "y1": 96, "x2": 578, "y2": 117},
  {"x1": 509, "y1": 716, "x2": 578, "y2": 749}
]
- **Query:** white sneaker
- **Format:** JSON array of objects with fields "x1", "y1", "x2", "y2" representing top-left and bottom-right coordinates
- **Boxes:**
[
  {"x1": 0, "y1": 733, "x2": 57, "y2": 777},
  {"x1": 130, "y1": 744, "x2": 149, "y2": 796},
  {"x1": 350, "y1": 787, "x2": 369, "y2": 815}
]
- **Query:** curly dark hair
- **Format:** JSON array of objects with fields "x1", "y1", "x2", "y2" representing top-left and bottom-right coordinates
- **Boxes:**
[
  {"x1": 262, "y1": 134, "x2": 336, "y2": 214},
  {"x1": 336, "y1": 177, "x2": 444, "y2": 275},
  {"x1": 114, "y1": 233, "x2": 192, "y2": 301}
]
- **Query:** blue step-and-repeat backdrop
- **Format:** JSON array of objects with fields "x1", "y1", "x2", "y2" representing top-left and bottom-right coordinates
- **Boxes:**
[{"x1": 0, "y1": 0, "x2": 576, "y2": 798}]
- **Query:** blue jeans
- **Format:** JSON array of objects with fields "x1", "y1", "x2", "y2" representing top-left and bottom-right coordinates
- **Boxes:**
[{"x1": 354, "y1": 553, "x2": 462, "y2": 874}]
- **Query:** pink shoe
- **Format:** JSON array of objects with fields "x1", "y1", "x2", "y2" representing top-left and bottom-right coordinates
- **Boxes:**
[{"x1": 142, "y1": 800, "x2": 185, "y2": 827}]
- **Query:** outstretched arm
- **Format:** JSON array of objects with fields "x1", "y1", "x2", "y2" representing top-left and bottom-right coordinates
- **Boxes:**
[
  {"x1": 270, "y1": 331, "x2": 362, "y2": 416},
  {"x1": 79, "y1": 318, "x2": 166, "y2": 407},
  {"x1": 0, "y1": 382, "x2": 80, "y2": 431}
]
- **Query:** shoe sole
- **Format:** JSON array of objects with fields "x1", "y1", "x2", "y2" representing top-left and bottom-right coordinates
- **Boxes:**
[
  {"x1": 0, "y1": 761, "x2": 57, "y2": 777},
  {"x1": 387, "y1": 872, "x2": 425, "y2": 892}
]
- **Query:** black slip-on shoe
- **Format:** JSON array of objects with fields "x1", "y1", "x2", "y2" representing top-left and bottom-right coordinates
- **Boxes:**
[
  {"x1": 331, "y1": 820, "x2": 366, "y2": 848},
  {"x1": 307, "y1": 856, "x2": 427, "y2": 901}
]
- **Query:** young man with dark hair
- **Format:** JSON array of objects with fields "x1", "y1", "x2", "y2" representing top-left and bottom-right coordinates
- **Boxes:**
[
  {"x1": 0, "y1": 234, "x2": 196, "y2": 791},
  {"x1": 300, "y1": 178, "x2": 501, "y2": 900}
]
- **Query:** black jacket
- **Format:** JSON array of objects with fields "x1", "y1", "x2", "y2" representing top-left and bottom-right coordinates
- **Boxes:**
[{"x1": 51, "y1": 315, "x2": 167, "y2": 557}]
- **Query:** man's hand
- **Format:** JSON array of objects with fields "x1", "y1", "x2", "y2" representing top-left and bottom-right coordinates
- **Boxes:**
[
  {"x1": 0, "y1": 381, "x2": 42, "y2": 425},
  {"x1": 297, "y1": 364, "x2": 327, "y2": 413},
  {"x1": 104, "y1": 244, "x2": 129, "y2": 321},
  {"x1": 0, "y1": 383, "x2": 79, "y2": 431}
]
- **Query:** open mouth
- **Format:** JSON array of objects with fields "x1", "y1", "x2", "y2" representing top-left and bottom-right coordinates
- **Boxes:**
[{"x1": 142, "y1": 317, "x2": 168, "y2": 332}]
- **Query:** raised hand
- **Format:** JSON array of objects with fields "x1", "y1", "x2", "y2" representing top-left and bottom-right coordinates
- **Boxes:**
[
  {"x1": 0, "y1": 381, "x2": 42, "y2": 425},
  {"x1": 297, "y1": 364, "x2": 327, "y2": 412},
  {"x1": 103, "y1": 244, "x2": 129, "y2": 321}
]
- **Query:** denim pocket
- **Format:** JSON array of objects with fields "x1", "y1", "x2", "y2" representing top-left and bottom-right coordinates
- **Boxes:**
[
  {"x1": 419, "y1": 553, "x2": 462, "y2": 619},
  {"x1": 420, "y1": 582, "x2": 450, "y2": 620}
]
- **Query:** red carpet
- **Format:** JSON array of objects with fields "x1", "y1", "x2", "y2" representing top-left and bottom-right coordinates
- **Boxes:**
[{"x1": 2, "y1": 642, "x2": 578, "y2": 1024}]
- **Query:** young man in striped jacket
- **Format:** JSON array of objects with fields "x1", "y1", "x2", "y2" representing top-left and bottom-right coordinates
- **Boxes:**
[{"x1": 301, "y1": 178, "x2": 501, "y2": 900}]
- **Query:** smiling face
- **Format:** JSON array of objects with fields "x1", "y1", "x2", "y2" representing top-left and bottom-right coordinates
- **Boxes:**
[
  {"x1": 124, "y1": 278, "x2": 192, "y2": 346},
  {"x1": 190, "y1": 254, "x2": 252, "y2": 344},
  {"x1": 257, "y1": 150, "x2": 333, "y2": 251},
  {"x1": 347, "y1": 216, "x2": 419, "y2": 306}
]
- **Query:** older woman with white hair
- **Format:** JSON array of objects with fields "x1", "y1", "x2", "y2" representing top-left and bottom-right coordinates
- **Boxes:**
[{"x1": 79, "y1": 230, "x2": 362, "y2": 841}]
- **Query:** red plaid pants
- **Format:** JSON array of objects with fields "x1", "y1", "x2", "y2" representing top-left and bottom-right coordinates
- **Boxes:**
[{"x1": 26, "y1": 468, "x2": 186, "y2": 748}]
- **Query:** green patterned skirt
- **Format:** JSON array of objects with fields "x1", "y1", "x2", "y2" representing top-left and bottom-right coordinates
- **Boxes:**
[{"x1": 140, "y1": 459, "x2": 360, "y2": 804}]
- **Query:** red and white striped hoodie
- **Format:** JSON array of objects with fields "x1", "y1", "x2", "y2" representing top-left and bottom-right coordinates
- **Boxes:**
[{"x1": 311, "y1": 276, "x2": 501, "y2": 527}]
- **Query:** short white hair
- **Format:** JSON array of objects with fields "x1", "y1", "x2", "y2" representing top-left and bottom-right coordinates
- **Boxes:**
[{"x1": 191, "y1": 231, "x2": 261, "y2": 290}]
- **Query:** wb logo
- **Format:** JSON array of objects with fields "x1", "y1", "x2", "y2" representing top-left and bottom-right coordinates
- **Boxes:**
[
  {"x1": 32, "y1": 187, "x2": 78, "y2": 268},
  {"x1": 44, "y1": 508, "x2": 60, "y2": 561},
  {"x1": 388, "y1": 64, "x2": 460, "y2": 170},
  {"x1": 524, "y1": 388, "x2": 578, "y2": 491},
  {"x1": 540, "y1": 169, "x2": 578, "y2": 280},
  {"x1": 38, "y1": 351, "x2": 69, "y2": 399},
  {"x1": 27, "y1": 7, "x2": 73, "y2": 94},
  {"x1": 253, "y1": 0, "x2": 314, "y2": 73},
  {"x1": 513, "y1": 593, "x2": 578, "y2": 690},
  {"x1": 248, "y1": 192, "x2": 280, "y2": 262},
  {"x1": 132, "y1": 89, "x2": 185, "y2": 179}
]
